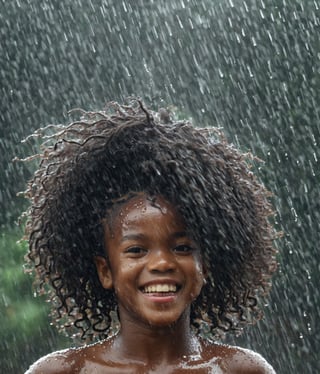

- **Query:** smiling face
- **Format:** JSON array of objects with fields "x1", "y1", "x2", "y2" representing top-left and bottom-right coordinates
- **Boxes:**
[{"x1": 95, "y1": 194, "x2": 205, "y2": 329}]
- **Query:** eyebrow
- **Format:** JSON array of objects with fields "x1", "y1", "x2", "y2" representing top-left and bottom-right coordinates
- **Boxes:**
[
  {"x1": 120, "y1": 233, "x2": 146, "y2": 243},
  {"x1": 120, "y1": 231, "x2": 190, "y2": 243},
  {"x1": 172, "y1": 231, "x2": 189, "y2": 239}
]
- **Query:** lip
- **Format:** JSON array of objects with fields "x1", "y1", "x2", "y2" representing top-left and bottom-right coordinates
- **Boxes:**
[{"x1": 142, "y1": 293, "x2": 178, "y2": 303}]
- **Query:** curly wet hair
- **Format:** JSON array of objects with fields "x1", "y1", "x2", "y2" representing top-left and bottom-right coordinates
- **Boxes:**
[{"x1": 22, "y1": 100, "x2": 277, "y2": 342}]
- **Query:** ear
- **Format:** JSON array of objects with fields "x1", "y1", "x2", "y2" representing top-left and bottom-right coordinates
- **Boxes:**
[
  {"x1": 94, "y1": 256, "x2": 113, "y2": 289},
  {"x1": 201, "y1": 263, "x2": 209, "y2": 285}
]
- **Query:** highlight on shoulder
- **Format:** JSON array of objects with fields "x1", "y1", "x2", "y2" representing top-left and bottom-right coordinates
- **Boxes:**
[
  {"x1": 200, "y1": 341, "x2": 276, "y2": 374},
  {"x1": 224, "y1": 346, "x2": 276, "y2": 374},
  {"x1": 24, "y1": 349, "x2": 76, "y2": 374}
]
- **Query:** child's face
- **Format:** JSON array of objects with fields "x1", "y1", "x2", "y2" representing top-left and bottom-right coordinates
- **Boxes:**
[{"x1": 96, "y1": 194, "x2": 205, "y2": 329}]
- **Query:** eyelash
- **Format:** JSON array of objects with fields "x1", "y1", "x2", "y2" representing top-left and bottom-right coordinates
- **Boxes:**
[
  {"x1": 125, "y1": 246, "x2": 146, "y2": 254},
  {"x1": 173, "y1": 245, "x2": 193, "y2": 254},
  {"x1": 124, "y1": 245, "x2": 194, "y2": 256}
]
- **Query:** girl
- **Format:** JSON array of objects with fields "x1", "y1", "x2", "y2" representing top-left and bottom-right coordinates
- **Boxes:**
[{"x1": 24, "y1": 100, "x2": 277, "y2": 373}]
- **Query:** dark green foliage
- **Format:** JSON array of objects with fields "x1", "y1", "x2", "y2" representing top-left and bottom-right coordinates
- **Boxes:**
[{"x1": 0, "y1": 228, "x2": 69, "y2": 373}]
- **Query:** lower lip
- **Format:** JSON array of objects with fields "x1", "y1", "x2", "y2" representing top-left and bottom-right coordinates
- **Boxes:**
[{"x1": 142, "y1": 292, "x2": 178, "y2": 303}]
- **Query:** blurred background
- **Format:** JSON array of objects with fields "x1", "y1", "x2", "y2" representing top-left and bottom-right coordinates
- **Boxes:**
[{"x1": 1, "y1": 0, "x2": 319, "y2": 372}]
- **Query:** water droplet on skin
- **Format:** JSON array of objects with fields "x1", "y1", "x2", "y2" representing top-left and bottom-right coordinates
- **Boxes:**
[{"x1": 160, "y1": 206, "x2": 167, "y2": 214}]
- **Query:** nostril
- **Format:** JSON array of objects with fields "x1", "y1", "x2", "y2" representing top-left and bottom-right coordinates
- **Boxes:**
[
  {"x1": 147, "y1": 251, "x2": 177, "y2": 272},
  {"x1": 150, "y1": 267, "x2": 175, "y2": 274}
]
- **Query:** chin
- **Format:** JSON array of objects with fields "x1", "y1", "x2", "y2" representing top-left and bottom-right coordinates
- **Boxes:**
[{"x1": 143, "y1": 310, "x2": 187, "y2": 329}]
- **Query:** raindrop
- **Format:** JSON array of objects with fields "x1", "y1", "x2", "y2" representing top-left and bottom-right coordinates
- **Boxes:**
[{"x1": 307, "y1": 323, "x2": 312, "y2": 332}]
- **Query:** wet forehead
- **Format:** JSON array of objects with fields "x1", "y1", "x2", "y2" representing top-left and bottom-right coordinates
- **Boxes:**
[{"x1": 117, "y1": 195, "x2": 183, "y2": 228}]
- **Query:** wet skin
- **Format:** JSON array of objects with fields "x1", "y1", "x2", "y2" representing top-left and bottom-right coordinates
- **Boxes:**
[
  {"x1": 25, "y1": 195, "x2": 276, "y2": 374},
  {"x1": 96, "y1": 194, "x2": 205, "y2": 331}
]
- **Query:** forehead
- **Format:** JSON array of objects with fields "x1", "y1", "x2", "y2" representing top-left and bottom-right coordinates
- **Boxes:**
[
  {"x1": 105, "y1": 194, "x2": 185, "y2": 233},
  {"x1": 123, "y1": 195, "x2": 180, "y2": 221}
]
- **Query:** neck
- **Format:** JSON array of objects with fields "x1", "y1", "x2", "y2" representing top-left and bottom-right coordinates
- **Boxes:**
[{"x1": 112, "y1": 313, "x2": 201, "y2": 364}]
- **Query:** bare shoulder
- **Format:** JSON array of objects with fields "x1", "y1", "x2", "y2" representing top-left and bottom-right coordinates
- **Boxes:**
[
  {"x1": 24, "y1": 338, "x2": 115, "y2": 374},
  {"x1": 226, "y1": 346, "x2": 276, "y2": 374},
  {"x1": 24, "y1": 347, "x2": 82, "y2": 374},
  {"x1": 200, "y1": 340, "x2": 276, "y2": 374}
]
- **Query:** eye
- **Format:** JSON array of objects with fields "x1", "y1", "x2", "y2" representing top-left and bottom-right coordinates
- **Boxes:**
[
  {"x1": 124, "y1": 246, "x2": 147, "y2": 257},
  {"x1": 173, "y1": 245, "x2": 193, "y2": 254}
]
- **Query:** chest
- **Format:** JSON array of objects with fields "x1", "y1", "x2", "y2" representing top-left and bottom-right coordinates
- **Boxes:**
[{"x1": 78, "y1": 359, "x2": 225, "y2": 374}]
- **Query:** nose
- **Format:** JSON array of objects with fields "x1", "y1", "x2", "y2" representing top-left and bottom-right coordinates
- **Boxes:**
[{"x1": 147, "y1": 248, "x2": 177, "y2": 273}]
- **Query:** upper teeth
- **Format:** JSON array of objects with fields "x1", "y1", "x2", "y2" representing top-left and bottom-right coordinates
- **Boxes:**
[{"x1": 143, "y1": 284, "x2": 177, "y2": 293}]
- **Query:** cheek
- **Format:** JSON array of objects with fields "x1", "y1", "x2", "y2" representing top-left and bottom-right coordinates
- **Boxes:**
[{"x1": 111, "y1": 263, "x2": 139, "y2": 292}]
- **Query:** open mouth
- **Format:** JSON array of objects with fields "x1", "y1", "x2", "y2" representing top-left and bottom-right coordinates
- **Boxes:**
[{"x1": 141, "y1": 284, "x2": 180, "y2": 294}]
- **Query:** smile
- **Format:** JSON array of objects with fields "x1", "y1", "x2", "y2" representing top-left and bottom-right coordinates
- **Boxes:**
[{"x1": 142, "y1": 284, "x2": 178, "y2": 293}]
